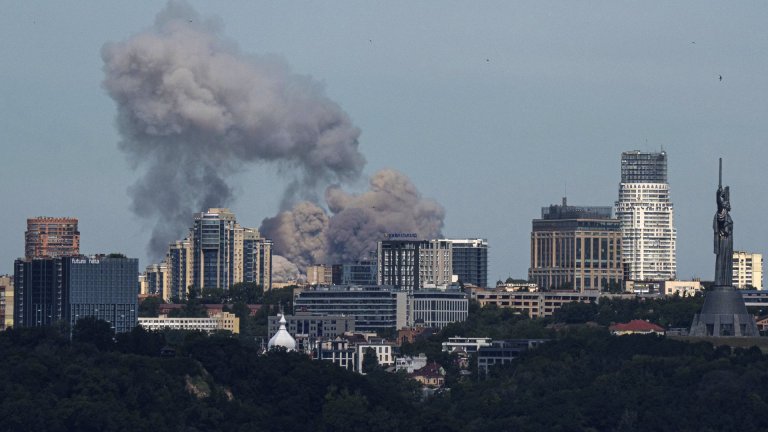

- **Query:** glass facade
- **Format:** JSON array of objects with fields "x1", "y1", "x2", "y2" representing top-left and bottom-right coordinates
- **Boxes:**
[
  {"x1": 14, "y1": 256, "x2": 138, "y2": 334},
  {"x1": 621, "y1": 150, "x2": 667, "y2": 183},
  {"x1": 448, "y1": 239, "x2": 488, "y2": 288}
]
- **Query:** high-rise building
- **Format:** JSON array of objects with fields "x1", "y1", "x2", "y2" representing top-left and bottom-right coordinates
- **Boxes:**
[
  {"x1": 242, "y1": 228, "x2": 272, "y2": 290},
  {"x1": 167, "y1": 237, "x2": 193, "y2": 301},
  {"x1": 14, "y1": 255, "x2": 138, "y2": 333},
  {"x1": 63, "y1": 256, "x2": 138, "y2": 334},
  {"x1": 0, "y1": 275, "x2": 14, "y2": 330},
  {"x1": 733, "y1": 251, "x2": 763, "y2": 290},
  {"x1": 192, "y1": 208, "x2": 239, "y2": 290},
  {"x1": 146, "y1": 209, "x2": 273, "y2": 298},
  {"x1": 143, "y1": 262, "x2": 169, "y2": 300},
  {"x1": 14, "y1": 258, "x2": 65, "y2": 327},
  {"x1": 529, "y1": 198, "x2": 623, "y2": 292},
  {"x1": 615, "y1": 151, "x2": 677, "y2": 282},
  {"x1": 25, "y1": 217, "x2": 80, "y2": 259},
  {"x1": 377, "y1": 239, "x2": 453, "y2": 292},
  {"x1": 447, "y1": 238, "x2": 488, "y2": 287}
]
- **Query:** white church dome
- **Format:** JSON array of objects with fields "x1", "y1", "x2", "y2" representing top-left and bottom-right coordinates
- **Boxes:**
[{"x1": 268, "y1": 314, "x2": 296, "y2": 351}]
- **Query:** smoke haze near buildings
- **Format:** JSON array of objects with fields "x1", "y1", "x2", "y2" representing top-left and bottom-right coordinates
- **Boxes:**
[
  {"x1": 102, "y1": 1, "x2": 445, "y2": 272},
  {"x1": 261, "y1": 169, "x2": 445, "y2": 273},
  {"x1": 102, "y1": 1, "x2": 366, "y2": 259}
]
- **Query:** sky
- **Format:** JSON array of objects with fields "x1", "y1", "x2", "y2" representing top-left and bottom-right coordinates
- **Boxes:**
[{"x1": 1, "y1": 1, "x2": 767, "y2": 283}]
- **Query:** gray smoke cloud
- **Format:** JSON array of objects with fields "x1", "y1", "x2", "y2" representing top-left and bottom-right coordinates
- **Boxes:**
[
  {"x1": 102, "y1": 1, "x2": 364, "y2": 259},
  {"x1": 261, "y1": 169, "x2": 446, "y2": 272},
  {"x1": 271, "y1": 255, "x2": 301, "y2": 283}
]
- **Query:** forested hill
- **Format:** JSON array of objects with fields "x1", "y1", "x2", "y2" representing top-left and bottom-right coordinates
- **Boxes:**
[{"x1": 3, "y1": 322, "x2": 768, "y2": 431}]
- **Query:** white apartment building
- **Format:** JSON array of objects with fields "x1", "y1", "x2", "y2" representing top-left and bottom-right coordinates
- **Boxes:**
[
  {"x1": 733, "y1": 251, "x2": 763, "y2": 289},
  {"x1": 138, "y1": 312, "x2": 240, "y2": 334},
  {"x1": 615, "y1": 151, "x2": 677, "y2": 282}
]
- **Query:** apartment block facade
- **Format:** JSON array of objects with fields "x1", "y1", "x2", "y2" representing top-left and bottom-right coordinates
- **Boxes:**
[
  {"x1": 529, "y1": 198, "x2": 623, "y2": 292},
  {"x1": 615, "y1": 151, "x2": 677, "y2": 282}
]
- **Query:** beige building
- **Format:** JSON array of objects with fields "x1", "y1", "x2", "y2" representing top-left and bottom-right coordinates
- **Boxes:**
[
  {"x1": 138, "y1": 312, "x2": 239, "y2": 334},
  {"x1": 662, "y1": 280, "x2": 703, "y2": 297},
  {"x1": 306, "y1": 264, "x2": 333, "y2": 285},
  {"x1": 0, "y1": 275, "x2": 13, "y2": 330},
  {"x1": 733, "y1": 251, "x2": 762, "y2": 290},
  {"x1": 143, "y1": 209, "x2": 273, "y2": 300},
  {"x1": 467, "y1": 286, "x2": 600, "y2": 318},
  {"x1": 529, "y1": 199, "x2": 623, "y2": 292}
]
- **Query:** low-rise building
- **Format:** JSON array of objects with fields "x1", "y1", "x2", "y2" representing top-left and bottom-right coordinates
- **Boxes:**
[
  {"x1": 477, "y1": 339, "x2": 548, "y2": 376},
  {"x1": 467, "y1": 287, "x2": 600, "y2": 318},
  {"x1": 294, "y1": 285, "x2": 469, "y2": 332},
  {"x1": 441, "y1": 336, "x2": 492, "y2": 354},
  {"x1": 316, "y1": 337, "x2": 356, "y2": 371},
  {"x1": 138, "y1": 312, "x2": 239, "y2": 334},
  {"x1": 609, "y1": 320, "x2": 665, "y2": 336},
  {"x1": 356, "y1": 342, "x2": 395, "y2": 373},
  {"x1": 294, "y1": 285, "x2": 408, "y2": 332},
  {"x1": 395, "y1": 354, "x2": 428, "y2": 373},
  {"x1": 663, "y1": 280, "x2": 703, "y2": 297},
  {"x1": 409, "y1": 362, "x2": 445, "y2": 388},
  {"x1": 410, "y1": 288, "x2": 468, "y2": 328}
]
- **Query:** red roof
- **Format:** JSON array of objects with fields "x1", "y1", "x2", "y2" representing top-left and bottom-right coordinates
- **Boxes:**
[{"x1": 609, "y1": 320, "x2": 665, "y2": 333}]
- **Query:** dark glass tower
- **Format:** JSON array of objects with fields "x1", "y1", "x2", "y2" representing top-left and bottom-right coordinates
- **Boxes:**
[
  {"x1": 14, "y1": 255, "x2": 138, "y2": 334},
  {"x1": 449, "y1": 239, "x2": 488, "y2": 288},
  {"x1": 620, "y1": 151, "x2": 667, "y2": 183}
]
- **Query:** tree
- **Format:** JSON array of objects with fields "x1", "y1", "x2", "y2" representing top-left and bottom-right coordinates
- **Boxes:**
[
  {"x1": 139, "y1": 296, "x2": 162, "y2": 317},
  {"x1": 230, "y1": 282, "x2": 263, "y2": 303},
  {"x1": 72, "y1": 316, "x2": 114, "y2": 350},
  {"x1": 362, "y1": 347, "x2": 380, "y2": 374},
  {"x1": 201, "y1": 287, "x2": 227, "y2": 304}
]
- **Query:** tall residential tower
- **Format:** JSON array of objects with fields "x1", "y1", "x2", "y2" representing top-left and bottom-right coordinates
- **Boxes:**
[
  {"x1": 25, "y1": 217, "x2": 80, "y2": 259},
  {"x1": 615, "y1": 151, "x2": 677, "y2": 282}
]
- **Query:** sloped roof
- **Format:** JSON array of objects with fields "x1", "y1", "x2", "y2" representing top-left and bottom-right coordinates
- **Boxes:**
[{"x1": 609, "y1": 319, "x2": 665, "y2": 333}]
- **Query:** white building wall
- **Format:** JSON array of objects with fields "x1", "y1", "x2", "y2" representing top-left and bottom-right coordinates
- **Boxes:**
[
  {"x1": 616, "y1": 182, "x2": 677, "y2": 281},
  {"x1": 733, "y1": 251, "x2": 763, "y2": 289}
]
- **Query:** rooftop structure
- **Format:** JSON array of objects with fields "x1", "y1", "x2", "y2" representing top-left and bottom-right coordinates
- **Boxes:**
[
  {"x1": 529, "y1": 197, "x2": 622, "y2": 292},
  {"x1": 25, "y1": 217, "x2": 80, "y2": 259}
]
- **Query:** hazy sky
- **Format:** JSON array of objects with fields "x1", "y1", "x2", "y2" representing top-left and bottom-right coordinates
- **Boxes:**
[{"x1": 2, "y1": 1, "x2": 767, "y2": 283}]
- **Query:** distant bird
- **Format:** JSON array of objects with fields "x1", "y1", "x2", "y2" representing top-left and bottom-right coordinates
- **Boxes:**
[
  {"x1": 719, "y1": 75, "x2": 723, "y2": 81},
  {"x1": 691, "y1": 41, "x2": 696, "y2": 44},
  {"x1": 188, "y1": 19, "x2": 193, "y2": 23},
  {"x1": 486, "y1": 58, "x2": 490, "y2": 62}
]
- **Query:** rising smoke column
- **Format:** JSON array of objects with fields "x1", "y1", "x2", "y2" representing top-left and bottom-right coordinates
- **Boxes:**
[
  {"x1": 261, "y1": 169, "x2": 446, "y2": 273},
  {"x1": 102, "y1": 1, "x2": 365, "y2": 258}
]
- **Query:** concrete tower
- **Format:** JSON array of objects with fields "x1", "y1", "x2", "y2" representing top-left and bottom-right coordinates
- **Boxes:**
[{"x1": 615, "y1": 151, "x2": 677, "y2": 283}]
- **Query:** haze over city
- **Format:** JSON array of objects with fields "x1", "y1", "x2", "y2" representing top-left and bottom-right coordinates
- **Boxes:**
[{"x1": 2, "y1": 1, "x2": 767, "y2": 282}]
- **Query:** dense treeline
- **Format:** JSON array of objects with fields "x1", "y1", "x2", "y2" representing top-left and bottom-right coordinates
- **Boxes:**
[
  {"x1": 423, "y1": 329, "x2": 768, "y2": 432},
  {"x1": 0, "y1": 325, "x2": 421, "y2": 432},
  {"x1": 4, "y1": 295, "x2": 768, "y2": 431}
]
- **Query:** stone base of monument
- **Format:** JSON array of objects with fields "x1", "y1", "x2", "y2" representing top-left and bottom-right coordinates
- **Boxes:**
[{"x1": 689, "y1": 286, "x2": 760, "y2": 337}]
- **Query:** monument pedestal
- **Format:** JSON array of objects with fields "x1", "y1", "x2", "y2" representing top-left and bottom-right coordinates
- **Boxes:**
[{"x1": 689, "y1": 286, "x2": 759, "y2": 337}]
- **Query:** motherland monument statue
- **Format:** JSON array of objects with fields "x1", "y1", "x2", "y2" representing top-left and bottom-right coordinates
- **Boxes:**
[{"x1": 689, "y1": 158, "x2": 759, "y2": 337}]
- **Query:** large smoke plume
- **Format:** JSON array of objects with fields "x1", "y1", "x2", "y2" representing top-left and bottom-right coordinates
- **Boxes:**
[
  {"x1": 260, "y1": 169, "x2": 445, "y2": 272},
  {"x1": 102, "y1": 1, "x2": 364, "y2": 258},
  {"x1": 104, "y1": 2, "x2": 445, "y2": 278}
]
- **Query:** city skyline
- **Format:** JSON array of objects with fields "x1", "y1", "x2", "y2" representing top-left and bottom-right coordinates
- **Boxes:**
[{"x1": 2, "y1": 2, "x2": 768, "y2": 282}]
